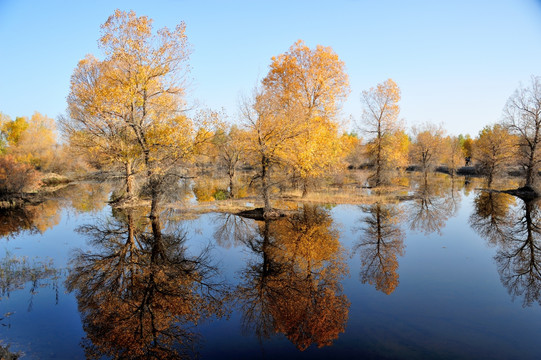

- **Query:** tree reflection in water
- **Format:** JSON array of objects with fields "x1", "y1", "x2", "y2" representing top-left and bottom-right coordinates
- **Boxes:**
[
  {"x1": 354, "y1": 202, "x2": 405, "y2": 295},
  {"x1": 213, "y1": 213, "x2": 256, "y2": 249},
  {"x1": 66, "y1": 207, "x2": 229, "y2": 359},
  {"x1": 230, "y1": 205, "x2": 349, "y2": 351},
  {"x1": 470, "y1": 191, "x2": 541, "y2": 307},
  {"x1": 0, "y1": 201, "x2": 61, "y2": 239},
  {"x1": 469, "y1": 191, "x2": 516, "y2": 247},
  {"x1": 407, "y1": 175, "x2": 459, "y2": 235},
  {"x1": 0, "y1": 182, "x2": 113, "y2": 239}
]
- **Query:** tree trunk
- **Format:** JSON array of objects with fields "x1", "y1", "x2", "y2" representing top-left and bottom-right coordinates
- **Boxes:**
[
  {"x1": 301, "y1": 178, "x2": 309, "y2": 198},
  {"x1": 228, "y1": 167, "x2": 235, "y2": 199},
  {"x1": 149, "y1": 176, "x2": 160, "y2": 221},
  {"x1": 125, "y1": 160, "x2": 135, "y2": 200},
  {"x1": 526, "y1": 145, "x2": 536, "y2": 187},
  {"x1": 261, "y1": 156, "x2": 272, "y2": 214}
]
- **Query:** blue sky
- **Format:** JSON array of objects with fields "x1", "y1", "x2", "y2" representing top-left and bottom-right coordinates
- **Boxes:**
[{"x1": 1, "y1": 0, "x2": 540, "y2": 136}]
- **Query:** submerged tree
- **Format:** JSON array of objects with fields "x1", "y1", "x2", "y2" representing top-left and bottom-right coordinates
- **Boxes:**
[
  {"x1": 444, "y1": 135, "x2": 464, "y2": 176},
  {"x1": 503, "y1": 76, "x2": 541, "y2": 189},
  {"x1": 62, "y1": 53, "x2": 143, "y2": 199},
  {"x1": 210, "y1": 122, "x2": 247, "y2": 199},
  {"x1": 242, "y1": 40, "x2": 349, "y2": 212},
  {"x1": 361, "y1": 79, "x2": 408, "y2": 186},
  {"x1": 241, "y1": 87, "x2": 303, "y2": 215}
]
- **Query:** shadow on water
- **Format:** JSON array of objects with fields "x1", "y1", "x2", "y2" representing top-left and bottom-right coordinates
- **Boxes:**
[{"x1": 4, "y1": 176, "x2": 541, "y2": 358}]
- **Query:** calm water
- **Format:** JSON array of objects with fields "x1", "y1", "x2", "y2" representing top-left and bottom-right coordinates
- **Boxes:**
[{"x1": 1, "y1": 177, "x2": 541, "y2": 359}]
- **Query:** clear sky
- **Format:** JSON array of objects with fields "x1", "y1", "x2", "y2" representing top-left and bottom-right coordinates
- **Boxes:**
[{"x1": 1, "y1": 0, "x2": 541, "y2": 136}]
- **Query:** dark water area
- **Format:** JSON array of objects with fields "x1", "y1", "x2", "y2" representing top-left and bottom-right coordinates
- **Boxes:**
[{"x1": 1, "y1": 178, "x2": 541, "y2": 359}]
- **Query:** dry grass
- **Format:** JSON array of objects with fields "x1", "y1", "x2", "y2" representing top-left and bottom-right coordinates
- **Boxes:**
[
  {"x1": 280, "y1": 184, "x2": 410, "y2": 205},
  {"x1": 163, "y1": 184, "x2": 410, "y2": 217}
]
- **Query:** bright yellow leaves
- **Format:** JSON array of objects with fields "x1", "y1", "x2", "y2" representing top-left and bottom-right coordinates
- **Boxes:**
[
  {"x1": 243, "y1": 40, "x2": 350, "y2": 207},
  {"x1": 409, "y1": 123, "x2": 446, "y2": 175},
  {"x1": 266, "y1": 41, "x2": 349, "y2": 194},
  {"x1": 474, "y1": 124, "x2": 517, "y2": 187},
  {"x1": 63, "y1": 10, "x2": 197, "y2": 201},
  {"x1": 263, "y1": 40, "x2": 349, "y2": 120},
  {"x1": 1, "y1": 112, "x2": 57, "y2": 170}
]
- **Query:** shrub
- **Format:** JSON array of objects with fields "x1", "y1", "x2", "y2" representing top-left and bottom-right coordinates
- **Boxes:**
[
  {"x1": 193, "y1": 183, "x2": 215, "y2": 202},
  {"x1": 213, "y1": 188, "x2": 229, "y2": 200},
  {"x1": 0, "y1": 155, "x2": 39, "y2": 196}
]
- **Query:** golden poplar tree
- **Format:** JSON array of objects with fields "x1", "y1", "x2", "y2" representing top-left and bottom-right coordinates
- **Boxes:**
[
  {"x1": 361, "y1": 79, "x2": 408, "y2": 186},
  {"x1": 474, "y1": 124, "x2": 516, "y2": 187},
  {"x1": 409, "y1": 123, "x2": 446, "y2": 178},
  {"x1": 63, "y1": 10, "x2": 208, "y2": 208},
  {"x1": 262, "y1": 40, "x2": 350, "y2": 196},
  {"x1": 241, "y1": 87, "x2": 304, "y2": 214}
]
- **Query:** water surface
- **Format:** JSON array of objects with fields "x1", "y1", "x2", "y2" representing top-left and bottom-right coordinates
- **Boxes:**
[{"x1": 1, "y1": 178, "x2": 541, "y2": 359}]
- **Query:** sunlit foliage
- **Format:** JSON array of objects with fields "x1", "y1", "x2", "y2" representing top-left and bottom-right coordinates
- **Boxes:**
[
  {"x1": 361, "y1": 79, "x2": 408, "y2": 186},
  {"x1": 242, "y1": 40, "x2": 349, "y2": 211},
  {"x1": 410, "y1": 123, "x2": 446, "y2": 176},
  {"x1": 474, "y1": 124, "x2": 517, "y2": 187},
  {"x1": 0, "y1": 155, "x2": 39, "y2": 197},
  {"x1": 63, "y1": 10, "x2": 212, "y2": 207},
  {"x1": 263, "y1": 40, "x2": 350, "y2": 195},
  {"x1": 0, "y1": 112, "x2": 57, "y2": 171},
  {"x1": 443, "y1": 135, "x2": 464, "y2": 175}
]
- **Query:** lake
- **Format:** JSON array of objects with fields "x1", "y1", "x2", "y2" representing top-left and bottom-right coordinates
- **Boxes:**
[{"x1": 1, "y1": 176, "x2": 541, "y2": 359}]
